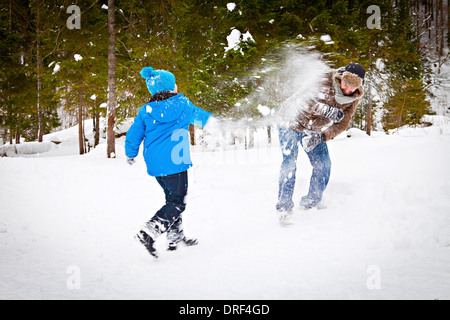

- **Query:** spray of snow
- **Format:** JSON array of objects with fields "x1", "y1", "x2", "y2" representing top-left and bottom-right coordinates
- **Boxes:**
[
  {"x1": 272, "y1": 47, "x2": 329, "y2": 126},
  {"x1": 257, "y1": 105, "x2": 271, "y2": 116},
  {"x1": 229, "y1": 45, "x2": 330, "y2": 129}
]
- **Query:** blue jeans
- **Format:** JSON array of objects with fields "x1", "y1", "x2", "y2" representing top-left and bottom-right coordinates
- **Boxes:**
[
  {"x1": 277, "y1": 127, "x2": 331, "y2": 212},
  {"x1": 148, "y1": 171, "x2": 188, "y2": 235}
]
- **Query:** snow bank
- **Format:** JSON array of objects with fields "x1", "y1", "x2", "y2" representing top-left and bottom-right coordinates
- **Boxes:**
[
  {"x1": 422, "y1": 115, "x2": 450, "y2": 127},
  {"x1": 0, "y1": 141, "x2": 55, "y2": 157},
  {"x1": 0, "y1": 118, "x2": 135, "y2": 158},
  {"x1": 115, "y1": 119, "x2": 133, "y2": 137},
  {"x1": 345, "y1": 128, "x2": 370, "y2": 139},
  {"x1": 389, "y1": 115, "x2": 450, "y2": 137}
]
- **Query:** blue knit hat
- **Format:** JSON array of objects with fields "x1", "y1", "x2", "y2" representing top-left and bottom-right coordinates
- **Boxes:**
[{"x1": 140, "y1": 67, "x2": 176, "y2": 95}]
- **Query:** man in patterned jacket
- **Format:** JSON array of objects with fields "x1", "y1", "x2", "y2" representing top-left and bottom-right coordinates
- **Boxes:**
[{"x1": 277, "y1": 62, "x2": 366, "y2": 221}]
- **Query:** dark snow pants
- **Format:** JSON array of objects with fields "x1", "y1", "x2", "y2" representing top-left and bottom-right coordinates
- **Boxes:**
[{"x1": 148, "y1": 170, "x2": 188, "y2": 236}]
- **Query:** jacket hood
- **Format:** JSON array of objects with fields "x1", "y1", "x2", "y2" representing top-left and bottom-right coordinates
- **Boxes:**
[
  {"x1": 145, "y1": 93, "x2": 187, "y2": 123},
  {"x1": 334, "y1": 68, "x2": 364, "y2": 99}
]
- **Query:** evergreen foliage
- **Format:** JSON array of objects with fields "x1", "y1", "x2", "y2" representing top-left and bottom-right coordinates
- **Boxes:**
[{"x1": 0, "y1": 0, "x2": 447, "y2": 146}]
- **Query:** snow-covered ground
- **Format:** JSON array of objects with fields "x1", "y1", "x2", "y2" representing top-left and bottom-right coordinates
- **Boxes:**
[{"x1": 1, "y1": 123, "x2": 450, "y2": 300}]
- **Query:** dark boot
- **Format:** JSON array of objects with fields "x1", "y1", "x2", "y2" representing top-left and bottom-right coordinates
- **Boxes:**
[{"x1": 167, "y1": 217, "x2": 198, "y2": 251}]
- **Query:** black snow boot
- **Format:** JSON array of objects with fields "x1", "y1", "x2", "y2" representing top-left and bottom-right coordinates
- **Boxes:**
[
  {"x1": 136, "y1": 229, "x2": 158, "y2": 258},
  {"x1": 167, "y1": 217, "x2": 198, "y2": 251}
]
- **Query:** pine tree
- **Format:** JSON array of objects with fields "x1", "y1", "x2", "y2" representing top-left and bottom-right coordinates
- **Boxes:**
[
  {"x1": 50, "y1": 1, "x2": 108, "y2": 155},
  {"x1": 2, "y1": 0, "x2": 445, "y2": 150},
  {"x1": 28, "y1": 0, "x2": 64, "y2": 142},
  {"x1": 381, "y1": 0, "x2": 432, "y2": 131}
]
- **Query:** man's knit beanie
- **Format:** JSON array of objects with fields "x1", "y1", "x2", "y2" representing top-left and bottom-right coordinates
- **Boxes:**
[{"x1": 342, "y1": 62, "x2": 366, "y2": 89}]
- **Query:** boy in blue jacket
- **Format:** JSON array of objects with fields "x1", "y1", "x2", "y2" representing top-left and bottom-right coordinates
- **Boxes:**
[{"x1": 125, "y1": 67, "x2": 214, "y2": 257}]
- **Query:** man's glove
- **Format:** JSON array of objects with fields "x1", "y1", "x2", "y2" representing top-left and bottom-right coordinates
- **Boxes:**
[
  {"x1": 324, "y1": 105, "x2": 344, "y2": 123},
  {"x1": 302, "y1": 130, "x2": 325, "y2": 153},
  {"x1": 127, "y1": 157, "x2": 135, "y2": 166},
  {"x1": 318, "y1": 103, "x2": 344, "y2": 123}
]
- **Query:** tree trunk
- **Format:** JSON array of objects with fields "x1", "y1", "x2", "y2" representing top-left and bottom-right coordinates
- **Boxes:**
[
  {"x1": 439, "y1": 0, "x2": 444, "y2": 57},
  {"x1": 189, "y1": 125, "x2": 195, "y2": 146},
  {"x1": 37, "y1": 54, "x2": 43, "y2": 142},
  {"x1": 78, "y1": 88, "x2": 84, "y2": 155},
  {"x1": 94, "y1": 104, "x2": 100, "y2": 148},
  {"x1": 2, "y1": 128, "x2": 7, "y2": 145},
  {"x1": 448, "y1": 0, "x2": 450, "y2": 49},
  {"x1": 248, "y1": 128, "x2": 254, "y2": 149},
  {"x1": 93, "y1": 96, "x2": 100, "y2": 148},
  {"x1": 366, "y1": 76, "x2": 373, "y2": 136},
  {"x1": 366, "y1": 42, "x2": 373, "y2": 136},
  {"x1": 36, "y1": 7, "x2": 44, "y2": 143},
  {"x1": 9, "y1": 0, "x2": 12, "y2": 31},
  {"x1": 107, "y1": 0, "x2": 116, "y2": 158},
  {"x1": 15, "y1": 120, "x2": 20, "y2": 144},
  {"x1": 428, "y1": 0, "x2": 433, "y2": 39},
  {"x1": 436, "y1": 0, "x2": 440, "y2": 57}
]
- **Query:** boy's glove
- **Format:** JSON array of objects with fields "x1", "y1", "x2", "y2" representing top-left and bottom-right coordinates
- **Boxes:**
[
  {"x1": 127, "y1": 157, "x2": 135, "y2": 166},
  {"x1": 302, "y1": 130, "x2": 325, "y2": 153}
]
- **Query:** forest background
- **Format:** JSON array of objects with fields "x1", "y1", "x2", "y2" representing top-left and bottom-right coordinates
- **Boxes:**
[{"x1": 0, "y1": 0, "x2": 449, "y2": 156}]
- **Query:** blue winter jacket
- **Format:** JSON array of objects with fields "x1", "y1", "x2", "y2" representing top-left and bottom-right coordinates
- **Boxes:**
[{"x1": 125, "y1": 93, "x2": 212, "y2": 177}]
